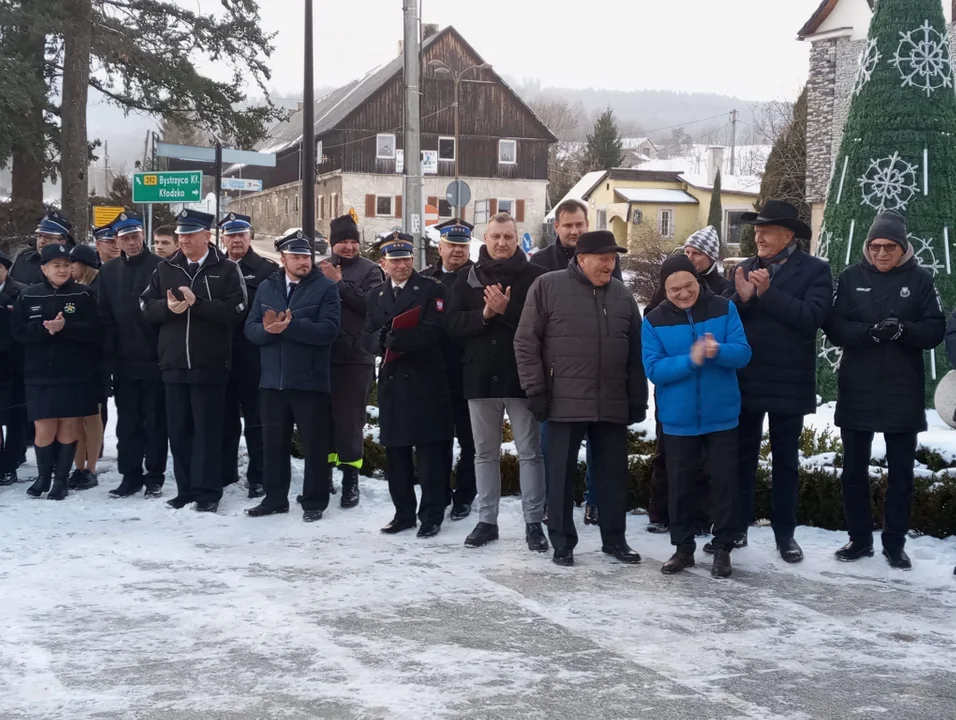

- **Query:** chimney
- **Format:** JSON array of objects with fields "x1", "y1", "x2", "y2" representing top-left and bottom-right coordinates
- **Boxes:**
[
  {"x1": 707, "y1": 145, "x2": 725, "y2": 185},
  {"x1": 422, "y1": 23, "x2": 439, "y2": 40}
]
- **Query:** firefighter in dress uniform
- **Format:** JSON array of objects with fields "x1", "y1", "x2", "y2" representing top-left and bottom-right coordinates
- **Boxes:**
[{"x1": 364, "y1": 232, "x2": 453, "y2": 538}]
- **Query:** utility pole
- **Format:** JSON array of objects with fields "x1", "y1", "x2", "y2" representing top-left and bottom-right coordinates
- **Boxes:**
[
  {"x1": 402, "y1": 0, "x2": 424, "y2": 269},
  {"x1": 302, "y1": 0, "x2": 316, "y2": 249},
  {"x1": 729, "y1": 108, "x2": 738, "y2": 176}
]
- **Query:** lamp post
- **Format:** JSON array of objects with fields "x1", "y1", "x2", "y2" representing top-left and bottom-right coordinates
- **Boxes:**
[
  {"x1": 302, "y1": 0, "x2": 316, "y2": 250},
  {"x1": 428, "y1": 60, "x2": 491, "y2": 218}
]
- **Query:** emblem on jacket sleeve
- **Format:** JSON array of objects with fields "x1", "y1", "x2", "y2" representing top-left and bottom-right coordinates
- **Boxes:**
[
  {"x1": 900, "y1": 286, "x2": 911, "y2": 298},
  {"x1": 436, "y1": 298, "x2": 444, "y2": 312},
  {"x1": 63, "y1": 302, "x2": 76, "y2": 314}
]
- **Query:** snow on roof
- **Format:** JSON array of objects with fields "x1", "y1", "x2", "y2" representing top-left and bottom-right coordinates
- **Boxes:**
[
  {"x1": 614, "y1": 188, "x2": 699, "y2": 204},
  {"x1": 680, "y1": 172, "x2": 761, "y2": 196},
  {"x1": 621, "y1": 137, "x2": 654, "y2": 150},
  {"x1": 545, "y1": 170, "x2": 606, "y2": 221}
]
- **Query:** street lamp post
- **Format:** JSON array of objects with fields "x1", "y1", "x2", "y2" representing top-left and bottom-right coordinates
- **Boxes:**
[{"x1": 428, "y1": 60, "x2": 491, "y2": 218}]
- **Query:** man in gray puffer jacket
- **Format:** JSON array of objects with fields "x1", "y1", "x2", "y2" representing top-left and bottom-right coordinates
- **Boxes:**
[{"x1": 515, "y1": 230, "x2": 647, "y2": 567}]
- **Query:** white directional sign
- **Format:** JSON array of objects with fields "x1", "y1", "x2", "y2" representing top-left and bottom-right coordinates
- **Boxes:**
[{"x1": 221, "y1": 177, "x2": 263, "y2": 192}]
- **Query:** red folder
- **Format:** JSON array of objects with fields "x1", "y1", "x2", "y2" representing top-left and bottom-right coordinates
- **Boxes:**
[{"x1": 383, "y1": 305, "x2": 421, "y2": 364}]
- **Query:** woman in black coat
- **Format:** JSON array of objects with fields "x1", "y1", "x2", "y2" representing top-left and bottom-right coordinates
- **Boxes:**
[
  {"x1": 824, "y1": 211, "x2": 945, "y2": 570},
  {"x1": 11, "y1": 243, "x2": 99, "y2": 500}
]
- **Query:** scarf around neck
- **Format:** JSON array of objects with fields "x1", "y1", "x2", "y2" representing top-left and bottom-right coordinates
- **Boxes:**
[
  {"x1": 474, "y1": 246, "x2": 527, "y2": 286},
  {"x1": 757, "y1": 242, "x2": 798, "y2": 277}
]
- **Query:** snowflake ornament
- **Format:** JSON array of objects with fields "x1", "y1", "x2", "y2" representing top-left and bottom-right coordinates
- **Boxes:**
[
  {"x1": 858, "y1": 152, "x2": 920, "y2": 212},
  {"x1": 818, "y1": 337, "x2": 843, "y2": 373},
  {"x1": 853, "y1": 38, "x2": 881, "y2": 96},
  {"x1": 891, "y1": 20, "x2": 954, "y2": 97},
  {"x1": 910, "y1": 233, "x2": 944, "y2": 276}
]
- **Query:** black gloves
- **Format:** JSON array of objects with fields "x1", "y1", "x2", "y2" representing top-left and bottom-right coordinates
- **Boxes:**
[
  {"x1": 869, "y1": 317, "x2": 905, "y2": 343},
  {"x1": 378, "y1": 325, "x2": 391, "y2": 352},
  {"x1": 527, "y1": 393, "x2": 549, "y2": 422}
]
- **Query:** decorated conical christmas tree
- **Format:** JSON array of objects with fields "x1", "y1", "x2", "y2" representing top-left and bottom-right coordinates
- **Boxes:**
[{"x1": 816, "y1": 0, "x2": 956, "y2": 404}]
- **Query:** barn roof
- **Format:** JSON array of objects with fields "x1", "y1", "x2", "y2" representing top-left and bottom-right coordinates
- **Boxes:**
[{"x1": 798, "y1": 0, "x2": 874, "y2": 39}]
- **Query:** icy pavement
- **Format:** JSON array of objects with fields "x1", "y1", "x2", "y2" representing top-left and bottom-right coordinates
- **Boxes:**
[{"x1": 2, "y1": 448, "x2": 956, "y2": 719}]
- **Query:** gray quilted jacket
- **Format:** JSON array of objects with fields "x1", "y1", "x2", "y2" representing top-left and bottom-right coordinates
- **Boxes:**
[{"x1": 514, "y1": 261, "x2": 647, "y2": 424}]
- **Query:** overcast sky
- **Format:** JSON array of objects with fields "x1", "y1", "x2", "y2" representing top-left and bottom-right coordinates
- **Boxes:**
[{"x1": 238, "y1": 0, "x2": 823, "y2": 102}]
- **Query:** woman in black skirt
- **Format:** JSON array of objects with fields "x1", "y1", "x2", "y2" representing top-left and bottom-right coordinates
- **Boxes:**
[
  {"x1": 68, "y1": 244, "x2": 105, "y2": 490},
  {"x1": 11, "y1": 243, "x2": 99, "y2": 500}
]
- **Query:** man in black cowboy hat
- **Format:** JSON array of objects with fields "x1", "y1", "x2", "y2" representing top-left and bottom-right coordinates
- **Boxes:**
[
  {"x1": 317, "y1": 212, "x2": 384, "y2": 509},
  {"x1": 423, "y1": 218, "x2": 477, "y2": 520},
  {"x1": 719, "y1": 199, "x2": 832, "y2": 564},
  {"x1": 219, "y1": 212, "x2": 278, "y2": 499},
  {"x1": 364, "y1": 232, "x2": 453, "y2": 538}
]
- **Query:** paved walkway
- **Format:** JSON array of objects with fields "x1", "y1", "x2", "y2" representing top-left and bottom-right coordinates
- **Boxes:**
[{"x1": 2, "y1": 470, "x2": 955, "y2": 720}]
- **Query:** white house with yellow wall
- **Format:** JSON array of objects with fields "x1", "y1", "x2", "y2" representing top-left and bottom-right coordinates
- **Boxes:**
[{"x1": 564, "y1": 146, "x2": 760, "y2": 253}]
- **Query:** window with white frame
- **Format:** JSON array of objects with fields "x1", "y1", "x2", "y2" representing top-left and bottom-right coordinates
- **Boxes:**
[
  {"x1": 376, "y1": 134, "x2": 396, "y2": 159},
  {"x1": 474, "y1": 200, "x2": 490, "y2": 225},
  {"x1": 438, "y1": 137, "x2": 456, "y2": 162},
  {"x1": 596, "y1": 209, "x2": 608, "y2": 230},
  {"x1": 725, "y1": 210, "x2": 747, "y2": 245},
  {"x1": 659, "y1": 208, "x2": 675, "y2": 238},
  {"x1": 375, "y1": 195, "x2": 394, "y2": 217},
  {"x1": 438, "y1": 199, "x2": 453, "y2": 218},
  {"x1": 498, "y1": 139, "x2": 517, "y2": 165},
  {"x1": 497, "y1": 199, "x2": 514, "y2": 215}
]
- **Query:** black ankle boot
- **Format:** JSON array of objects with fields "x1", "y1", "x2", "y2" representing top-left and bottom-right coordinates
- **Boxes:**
[
  {"x1": 27, "y1": 443, "x2": 58, "y2": 497},
  {"x1": 47, "y1": 441, "x2": 77, "y2": 501},
  {"x1": 340, "y1": 466, "x2": 360, "y2": 509}
]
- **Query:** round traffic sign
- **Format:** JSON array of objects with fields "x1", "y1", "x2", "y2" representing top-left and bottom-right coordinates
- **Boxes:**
[
  {"x1": 446, "y1": 180, "x2": 472, "y2": 208},
  {"x1": 425, "y1": 204, "x2": 439, "y2": 226}
]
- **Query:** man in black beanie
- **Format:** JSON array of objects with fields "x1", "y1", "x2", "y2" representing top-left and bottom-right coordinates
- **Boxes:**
[
  {"x1": 318, "y1": 212, "x2": 384, "y2": 508},
  {"x1": 828, "y1": 210, "x2": 944, "y2": 570}
]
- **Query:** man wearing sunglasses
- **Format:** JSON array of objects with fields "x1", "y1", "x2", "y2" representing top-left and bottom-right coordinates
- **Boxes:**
[{"x1": 825, "y1": 210, "x2": 944, "y2": 571}]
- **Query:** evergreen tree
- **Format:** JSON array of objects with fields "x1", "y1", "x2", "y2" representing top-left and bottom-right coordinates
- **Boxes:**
[
  {"x1": 708, "y1": 169, "x2": 723, "y2": 239},
  {"x1": 585, "y1": 108, "x2": 624, "y2": 170},
  {"x1": 817, "y1": 0, "x2": 956, "y2": 404},
  {"x1": 739, "y1": 223, "x2": 757, "y2": 257},
  {"x1": 758, "y1": 87, "x2": 809, "y2": 237},
  {"x1": 1, "y1": 0, "x2": 282, "y2": 225}
]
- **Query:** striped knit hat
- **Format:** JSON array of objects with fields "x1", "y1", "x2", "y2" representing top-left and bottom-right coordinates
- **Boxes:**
[{"x1": 684, "y1": 226, "x2": 720, "y2": 263}]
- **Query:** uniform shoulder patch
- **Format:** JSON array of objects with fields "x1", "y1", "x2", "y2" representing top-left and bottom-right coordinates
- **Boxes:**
[{"x1": 435, "y1": 298, "x2": 444, "y2": 312}]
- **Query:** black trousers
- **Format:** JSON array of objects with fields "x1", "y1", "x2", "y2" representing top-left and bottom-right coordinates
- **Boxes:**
[
  {"x1": 330, "y1": 364, "x2": 374, "y2": 466},
  {"x1": 260, "y1": 389, "x2": 331, "y2": 512},
  {"x1": 663, "y1": 430, "x2": 738, "y2": 554},
  {"x1": 445, "y1": 394, "x2": 476, "y2": 505},
  {"x1": 165, "y1": 381, "x2": 226, "y2": 504},
  {"x1": 114, "y1": 374, "x2": 168, "y2": 485},
  {"x1": 221, "y1": 374, "x2": 264, "y2": 487},
  {"x1": 841, "y1": 429, "x2": 916, "y2": 551},
  {"x1": 738, "y1": 411, "x2": 803, "y2": 540},
  {"x1": 546, "y1": 422, "x2": 628, "y2": 552},
  {"x1": 385, "y1": 442, "x2": 447, "y2": 526},
  {"x1": 649, "y1": 420, "x2": 711, "y2": 526}
]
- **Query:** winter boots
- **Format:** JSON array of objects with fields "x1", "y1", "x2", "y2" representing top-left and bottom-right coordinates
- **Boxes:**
[
  {"x1": 27, "y1": 442, "x2": 57, "y2": 497},
  {"x1": 340, "y1": 466, "x2": 360, "y2": 509},
  {"x1": 47, "y1": 442, "x2": 77, "y2": 501}
]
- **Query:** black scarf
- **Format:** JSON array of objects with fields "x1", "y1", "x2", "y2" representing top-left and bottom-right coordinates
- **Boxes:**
[
  {"x1": 756, "y1": 242, "x2": 797, "y2": 277},
  {"x1": 474, "y1": 246, "x2": 528, "y2": 287}
]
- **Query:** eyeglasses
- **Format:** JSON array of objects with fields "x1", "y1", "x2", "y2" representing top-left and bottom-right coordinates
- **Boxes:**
[{"x1": 867, "y1": 242, "x2": 901, "y2": 255}]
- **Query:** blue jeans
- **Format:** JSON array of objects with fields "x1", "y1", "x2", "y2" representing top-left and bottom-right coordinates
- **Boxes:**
[{"x1": 540, "y1": 421, "x2": 597, "y2": 505}]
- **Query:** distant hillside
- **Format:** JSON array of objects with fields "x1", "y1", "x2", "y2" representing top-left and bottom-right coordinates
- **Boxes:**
[{"x1": 510, "y1": 80, "x2": 771, "y2": 145}]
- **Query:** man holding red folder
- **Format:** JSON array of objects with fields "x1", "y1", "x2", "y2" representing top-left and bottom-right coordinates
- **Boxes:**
[{"x1": 364, "y1": 232, "x2": 453, "y2": 537}]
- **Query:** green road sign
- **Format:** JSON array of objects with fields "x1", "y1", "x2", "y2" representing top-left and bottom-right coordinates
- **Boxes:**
[{"x1": 132, "y1": 171, "x2": 203, "y2": 203}]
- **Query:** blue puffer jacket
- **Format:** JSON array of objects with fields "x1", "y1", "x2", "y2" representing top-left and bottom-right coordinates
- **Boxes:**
[
  {"x1": 244, "y1": 268, "x2": 341, "y2": 393},
  {"x1": 642, "y1": 288, "x2": 751, "y2": 437}
]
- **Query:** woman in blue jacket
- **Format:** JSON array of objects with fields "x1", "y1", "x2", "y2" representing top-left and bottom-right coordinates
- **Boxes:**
[{"x1": 642, "y1": 255, "x2": 751, "y2": 578}]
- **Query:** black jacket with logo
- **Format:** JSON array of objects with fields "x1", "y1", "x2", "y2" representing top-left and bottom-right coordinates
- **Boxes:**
[
  {"x1": 825, "y1": 249, "x2": 944, "y2": 433},
  {"x1": 98, "y1": 249, "x2": 164, "y2": 379},
  {"x1": 12, "y1": 277, "x2": 99, "y2": 385},
  {"x1": 363, "y1": 272, "x2": 452, "y2": 447},
  {"x1": 231, "y1": 248, "x2": 279, "y2": 381},
  {"x1": 140, "y1": 244, "x2": 248, "y2": 384}
]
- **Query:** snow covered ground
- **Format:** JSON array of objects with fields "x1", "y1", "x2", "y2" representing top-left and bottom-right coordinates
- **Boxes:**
[{"x1": 3, "y1": 405, "x2": 956, "y2": 719}]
